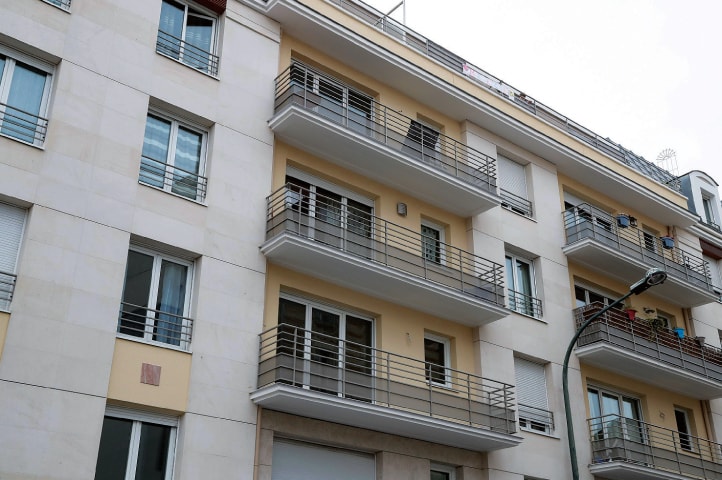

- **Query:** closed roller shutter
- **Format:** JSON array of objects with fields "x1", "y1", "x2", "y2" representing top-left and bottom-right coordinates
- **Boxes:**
[
  {"x1": 498, "y1": 155, "x2": 527, "y2": 198},
  {"x1": 0, "y1": 202, "x2": 26, "y2": 274},
  {"x1": 272, "y1": 440, "x2": 375, "y2": 480}
]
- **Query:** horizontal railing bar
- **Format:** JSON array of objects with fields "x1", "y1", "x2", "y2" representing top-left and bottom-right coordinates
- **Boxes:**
[
  {"x1": 507, "y1": 288, "x2": 542, "y2": 319},
  {"x1": 139, "y1": 155, "x2": 208, "y2": 201},
  {"x1": 156, "y1": 30, "x2": 219, "y2": 76},
  {"x1": 500, "y1": 188, "x2": 533, "y2": 217},
  {"x1": 117, "y1": 301, "x2": 194, "y2": 347}
]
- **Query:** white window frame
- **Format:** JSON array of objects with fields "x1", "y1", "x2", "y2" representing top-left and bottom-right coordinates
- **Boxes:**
[
  {"x1": 118, "y1": 245, "x2": 194, "y2": 350},
  {"x1": 505, "y1": 253, "x2": 538, "y2": 318},
  {"x1": 674, "y1": 407, "x2": 695, "y2": 452},
  {"x1": 41, "y1": 0, "x2": 71, "y2": 11},
  {"x1": 514, "y1": 357, "x2": 552, "y2": 435},
  {"x1": 0, "y1": 202, "x2": 27, "y2": 312},
  {"x1": 100, "y1": 407, "x2": 178, "y2": 480},
  {"x1": 574, "y1": 281, "x2": 622, "y2": 308},
  {"x1": 0, "y1": 46, "x2": 54, "y2": 147},
  {"x1": 702, "y1": 193, "x2": 717, "y2": 226},
  {"x1": 421, "y1": 219, "x2": 445, "y2": 264},
  {"x1": 157, "y1": 0, "x2": 219, "y2": 75},
  {"x1": 430, "y1": 463, "x2": 456, "y2": 480},
  {"x1": 140, "y1": 109, "x2": 209, "y2": 202},
  {"x1": 424, "y1": 332, "x2": 451, "y2": 388}
]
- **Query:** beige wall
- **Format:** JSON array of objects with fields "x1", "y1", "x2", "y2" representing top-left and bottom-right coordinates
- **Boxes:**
[{"x1": 0, "y1": 312, "x2": 8, "y2": 362}]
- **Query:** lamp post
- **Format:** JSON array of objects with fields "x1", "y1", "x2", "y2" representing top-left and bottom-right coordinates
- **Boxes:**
[{"x1": 562, "y1": 267, "x2": 667, "y2": 480}]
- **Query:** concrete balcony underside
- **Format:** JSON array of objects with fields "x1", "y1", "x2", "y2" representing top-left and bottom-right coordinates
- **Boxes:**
[
  {"x1": 563, "y1": 238, "x2": 717, "y2": 308},
  {"x1": 251, "y1": 384, "x2": 522, "y2": 452},
  {"x1": 260, "y1": 232, "x2": 508, "y2": 326},
  {"x1": 589, "y1": 461, "x2": 721, "y2": 480},
  {"x1": 269, "y1": 105, "x2": 500, "y2": 217}
]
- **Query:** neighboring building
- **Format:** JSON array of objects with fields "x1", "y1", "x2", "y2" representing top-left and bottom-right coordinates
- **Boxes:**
[{"x1": 0, "y1": 1, "x2": 721, "y2": 480}]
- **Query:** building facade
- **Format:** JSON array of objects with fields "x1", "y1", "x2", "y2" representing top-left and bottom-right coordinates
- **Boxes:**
[{"x1": 0, "y1": 1, "x2": 721, "y2": 479}]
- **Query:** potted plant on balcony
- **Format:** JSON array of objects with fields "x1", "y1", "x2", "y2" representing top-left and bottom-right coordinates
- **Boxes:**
[{"x1": 641, "y1": 307, "x2": 666, "y2": 338}]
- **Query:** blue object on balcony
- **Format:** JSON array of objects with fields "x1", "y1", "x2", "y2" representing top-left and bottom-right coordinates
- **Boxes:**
[
  {"x1": 661, "y1": 236, "x2": 675, "y2": 249},
  {"x1": 672, "y1": 327, "x2": 685, "y2": 339},
  {"x1": 616, "y1": 214, "x2": 630, "y2": 228}
]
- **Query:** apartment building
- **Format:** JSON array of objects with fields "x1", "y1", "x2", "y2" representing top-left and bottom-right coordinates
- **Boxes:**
[{"x1": 0, "y1": 1, "x2": 721, "y2": 480}]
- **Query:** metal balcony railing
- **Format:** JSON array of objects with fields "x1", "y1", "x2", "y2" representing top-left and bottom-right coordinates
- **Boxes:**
[
  {"x1": 518, "y1": 403, "x2": 554, "y2": 435},
  {"x1": 589, "y1": 414, "x2": 722, "y2": 479},
  {"x1": 265, "y1": 183, "x2": 506, "y2": 307},
  {"x1": 500, "y1": 188, "x2": 533, "y2": 218},
  {"x1": 257, "y1": 323, "x2": 517, "y2": 434},
  {"x1": 139, "y1": 155, "x2": 208, "y2": 202},
  {"x1": 117, "y1": 301, "x2": 193, "y2": 349},
  {"x1": 156, "y1": 30, "x2": 219, "y2": 76},
  {"x1": 42, "y1": 0, "x2": 71, "y2": 9},
  {"x1": 575, "y1": 303, "x2": 722, "y2": 384},
  {"x1": 0, "y1": 270, "x2": 17, "y2": 312},
  {"x1": 507, "y1": 289, "x2": 542, "y2": 319},
  {"x1": 274, "y1": 63, "x2": 498, "y2": 192},
  {"x1": 0, "y1": 102, "x2": 49, "y2": 145},
  {"x1": 563, "y1": 204, "x2": 713, "y2": 292}
]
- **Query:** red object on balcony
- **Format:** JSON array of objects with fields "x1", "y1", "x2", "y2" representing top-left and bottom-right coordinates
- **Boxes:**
[{"x1": 626, "y1": 308, "x2": 637, "y2": 321}]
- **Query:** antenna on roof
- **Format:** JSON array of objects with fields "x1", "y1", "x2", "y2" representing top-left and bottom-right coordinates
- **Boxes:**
[{"x1": 656, "y1": 148, "x2": 678, "y2": 176}]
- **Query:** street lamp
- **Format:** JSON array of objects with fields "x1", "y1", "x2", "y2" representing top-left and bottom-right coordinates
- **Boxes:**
[{"x1": 562, "y1": 267, "x2": 667, "y2": 480}]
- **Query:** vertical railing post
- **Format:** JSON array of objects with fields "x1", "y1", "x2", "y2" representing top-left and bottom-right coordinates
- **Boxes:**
[
  {"x1": 385, "y1": 351, "x2": 391, "y2": 408},
  {"x1": 466, "y1": 373, "x2": 473, "y2": 426}
]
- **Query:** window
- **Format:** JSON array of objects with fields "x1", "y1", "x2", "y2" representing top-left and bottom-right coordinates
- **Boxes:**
[
  {"x1": 0, "y1": 202, "x2": 26, "y2": 311},
  {"x1": 41, "y1": 0, "x2": 71, "y2": 10},
  {"x1": 278, "y1": 295, "x2": 373, "y2": 400},
  {"x1": 0, "y1": 50, "x2": 52, "y2": 146},
  {"x1": 430, "y1": 464, "x2": 456, "y2": 480},
  {"x1": 506, "y1": 254, "x2": 540, "y2": 318},
  {"x1": 421, "y1": 220, "x2": 444, "y2": 264},
  {"x1": 514, "y1": 358, "x2": 553, "y2": 434},
  {"x1": 424, "y1": 333, "x2": 450, "y2": 386},
  {"x1": 674, "y1": 408, "x2": 694, "y2": 452},
  {"x1": 587, "y1": 386, "x2": 644, "y2": 444},
  {"x1": 156, "y1": 0, "x2": 219, "y2": 75},
  {"x1": 702, "y1": 195, "x2": 717, "y2": 227},
  {"x1": 272, "y1": 440, "x2": 375, "y2": 480},
  {"x1": 140, "y1": 111, "x2": 208, "y2": 202},
  {"x1": 94, "y1": 408, "x2": 177, "y2": 480},
  {"x1": 498, "y1": 155, "x2": 531, "y2": 217},
  {"x1": 574, "y1": 283, "x2": 620, "y2": 309},
  {"x1": 118, "y1": 247, "x2": 193, "y2": 349}
]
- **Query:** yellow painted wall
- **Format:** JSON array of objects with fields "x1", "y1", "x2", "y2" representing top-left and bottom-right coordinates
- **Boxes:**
[
  {"x1": 264, "y1": 265, "x2": 476, "y2": 376},
  {"x1": 106, "y1": 339, "x2": 191, "y2": 413},
  {"x1": 275, "y1": 141, "x2": 469, "y2": 252},
  {"x1": 0, "y1": 312, "x2": 8, "y2": 362},
  {"x1": 582, "y1": 364, "x2": 710, "y2": 442},
  {"x1": 289, "y1": 1, "x2": 687, "y2": 209}
]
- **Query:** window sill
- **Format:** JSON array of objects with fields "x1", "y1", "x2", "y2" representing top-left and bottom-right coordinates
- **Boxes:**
[
  {"x1": 519, "y1": 426, "x2": 559, "y2": 439},
  {"x1": 508, "y1": 307, "x2": 545, "y2": 323},
  {"x1": 138, "y1": 181, "x2": 208, "y2": 206},
  {"x1": 155, "y1": 51, "x2": 220, "y2": 80},
  {"x1": 501, "y1": 204, "x2": 536, "y2": 221},
  {"x1": 116, "y1": 333, "x2": 192, "y2": 354}
]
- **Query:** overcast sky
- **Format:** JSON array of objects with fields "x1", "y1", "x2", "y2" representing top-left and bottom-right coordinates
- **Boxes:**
[{"x1": 366, "y1": 0, "x2": 722, "y2": 185}]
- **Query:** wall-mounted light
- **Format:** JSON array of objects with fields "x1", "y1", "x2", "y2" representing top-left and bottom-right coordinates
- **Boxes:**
[{"x1": 397, "y1": 202, "x2": 407, "y2": 217}]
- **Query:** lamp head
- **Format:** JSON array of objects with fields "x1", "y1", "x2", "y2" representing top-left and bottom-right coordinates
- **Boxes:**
[{"x1": 629, "y1": 268, "x2": 667, "y2": 295}]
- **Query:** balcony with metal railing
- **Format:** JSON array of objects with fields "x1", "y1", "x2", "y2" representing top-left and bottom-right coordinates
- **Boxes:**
[
  {"x1": 574, "y1": 303, "x2": 722, "y2": 399},
  {"x1": 251, "y1": 324, "x2": 521, "y2": 451},
  {"x1": 518, "y1": 403, "x2": 554, "y2": 435},
  {"x1": 500, "y1": 189, "x2": 533, "y2": 218},
  {"x1": 588, "y1": 414, "x2": 722, "y2": 480},
  {"x1": 0, "y1": 102, "x2": 49, "y2": 146},
  {"x1": 139, "y1": 155, "x2": 208, "y2": 202},
  {"x1": 507, "y1": 289, "x2": 542, "y2": 319},
  {"x1": 156, "y1": 30, "x2": 219, "y2": 77},
  {"x1": 0, "y1": 270, "x2": 17, "y2": 312},
  {"x1": 117, "y1": 301, "x2": 194, "y2": 350},
  {"x1": 269, "y1": 63, "x2": 500, "y2": 217},
  {"x1": 562, "y1": 204, "x2": 718, "y2": 307},
  {"x1": 261, "y1": 183, "x2": 508, "y2": 326}
]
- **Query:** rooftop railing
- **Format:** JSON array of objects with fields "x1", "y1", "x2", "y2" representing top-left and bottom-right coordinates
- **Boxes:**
[
  {"x1": 325, "y1": 0, "x2": 680, "y2": 192},
  {"x1": 156, "y1": 30, "x2": 219, "y2": 76},
  {"x1": 139, "y1": 155, "x2": 208, "y2": 202},
  {"x1": 257, "y1": 323, "x2": 517, "y2": 434},
  {"x1": 589, "y1": 414, "x2": 722, "y2": 479},
  {"x1": 117, "y1": 301, "x2": 194, "y2": 350},
  {"x1": 274, "y1": 63, "x2": 498, "y2": 192},
  {"x1": 500, "y1": 189, "x2": 533, "y2": 218},
  {"x1": 507, "y1": 288, "x2": 542, "y2": 319},
  {"x1": 0, "y1": 102, "x2": 49, "y2": 146},
  {"x1": 0, "y1": 270, "x2": 17, "y2": 312},
  {"x1": 563, "y1": 203, "x2": 713, "y2": 292},
  {"x1": 265, "y1": 183, "x2": 506, "y2": 307},
  {"x1": 574, "y1": 302, "x2": 722, "y2": 384}
]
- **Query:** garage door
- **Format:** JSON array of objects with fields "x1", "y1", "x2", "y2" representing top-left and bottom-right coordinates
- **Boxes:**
[{"x1": 272, "y1": 440, "x2": 375, "y2": 480}]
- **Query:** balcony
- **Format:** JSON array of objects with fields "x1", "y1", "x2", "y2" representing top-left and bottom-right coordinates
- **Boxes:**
[
  {"x1": 507, "y1": 289, "x2": 543, "y2": 319},
  {"x1": 261, "y1": 184, "x2": 508, "y2": 326},
  {"x1": 139, "y1": 155, "x2": 208, "y2": 202},
  {"x1": 574, "y1": 303, "x2": 722, "y2": 399},
  {"x1": 588, "y1": 414, "x2": 722, "y2": 480},
  {"x1": 0, "y1": 270, "x2": 16, "y2": 312},
  {"x1": 156, "y1": 30, "x2": 219, "y2": 77},
  {"x1": 116, "y1": 301, "x2": 194, "y2": 351},
  {"x1": 0, "y1": 101, "x2": 49, "y2": 146},
  {"x1": 500, "y1": 189, "x2": 533, "y2": 218},
  {"x1": 269, "y1": 64, "x2": 500, "y2": 217},
  {"x1": 563, "y1": 204, "x2": 718, "y2": 307},
  {"x1": 251, "y1": 324, "x2": 521, "y2": 451}
]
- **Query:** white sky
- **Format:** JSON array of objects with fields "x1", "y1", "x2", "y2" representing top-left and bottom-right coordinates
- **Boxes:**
[{"x1": 366, "y1": 0, "x2": 722, "y2": 185}]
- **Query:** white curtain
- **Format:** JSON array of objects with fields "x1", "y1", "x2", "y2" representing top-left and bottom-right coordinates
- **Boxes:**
[{"x1": 155, "y1": 260, "x2": 187, "y2": 346}]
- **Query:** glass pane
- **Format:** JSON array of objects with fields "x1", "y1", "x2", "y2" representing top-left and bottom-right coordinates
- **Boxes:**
[
  {"x1": 285, "y1": 176, "x2": 310, "y2": 215},
  {"x1": 346, "y1": 199, "x2": 372, "y2": 238},
  {"x1": 135, "y1": 423, "x2": 172, "y2": 480},
  {"x1": 140, "y1": 115, "x2": 172, "y2": 189},
  {"x1": 574, "y1": 286, "x2": 587, "y2": 307},
  {"x1": 119, "y1": 251, "x2": 154, "y2": 338},
  {"x1": 311, "y1": 308, "x2": 340, "y2": 367},
  {"x1": 515, "y1": 260, "x2": 532, "y2": 295},
  {"x1": 171, "y1": 126, "x2": 202, "y2": 198},
  {"x1": 424, "y1": 337, "x2": 446, "y2": 384},
  {"x1": 158, "y1": 0, "x2": 184, "y2": 59},
  {"x1": 0, "y1": 56, "x2": 6, "y2": 85},
  {"x1": 430, "y1": 471, "x2": 450, "y2": 480},
  {"x1": 153, "y1": 260, "x2": 188, "y2": 346},
  {"x1": 2, "y1": 62, "x2": 47, "y2": 144},
  {"x1": 277, "y1": 298, "x2": 306, "y2": 357},
  {"x1": 601, "y1": 393, "x2": 621, "y2": 416},
  {"x1": 184, "y1": 14, "x2": 213, "y2": 71},
  {"x1": 421, "y1": 225, "x2": 441, "y2": 263},
  {"x1": 315, "y1": 187, "x2": 342, "y2": 227},
  {"x1": 345, "y1": 316, "x2": 372, "y2": 374},
  {"x1": 588, "y1": 389, "x2": 603, "y2": 438},
  {"x1": 94, "y1": 417, "x2": 132, "y2": 480}
]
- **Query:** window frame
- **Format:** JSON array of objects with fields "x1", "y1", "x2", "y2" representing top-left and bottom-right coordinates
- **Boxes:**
[
  {"x1": 41, "y1": 0, "x2": 71, "y2": 11},
  {"x1": 514, "y1": 357, "x2": 553, "y2": 435},
  {"x1": 157, "y1": 0, "x2": 219, "y2": 76},
  {"x1": 424, "y1": 332, "x2": 451, "y2": 388},
  {"x1": 587, "y1": 385, "x2": 644, "y2": 444},
  {"x1": 421, "y1": 219, "x2": 445, "y2": 264},
  {"x1": 97, "y1": 407, "x2": 178, "y2": 480},
  {"x1": 505, "y1": 253, "x2": 539, "y2": 318},
  {"x1": 674, "y1": 407, "x2": 695, "y2": 452},
  {"x1": 140, "y1": 108, "x2": 209, "y2": 203},
  {"x1": 0, "y1": 201, "x2": 27, "y2": 312},
  {"x1": 430, "y1": 463, "x2": 456, "y2": 480},
  {"x1": 0, "y1": 46, "x2": 54, "y2": 147},
  {"x1": 118, "y1": 245, "x2": 194, "y2": 350}
]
